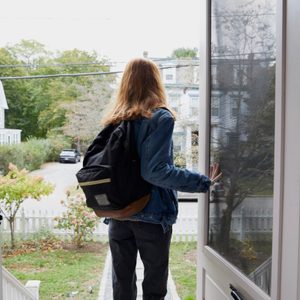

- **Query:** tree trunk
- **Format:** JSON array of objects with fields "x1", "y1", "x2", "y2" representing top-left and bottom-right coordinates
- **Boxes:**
[
  {"x1": 216, "y1": 187, "x2": 236, "y2": 254},
  {"x1": 9, "y1": 217, "x2": 15, "y2": 249},
  {"x1": 217, "y1": 208, "x2": 233, "y2": 254}
]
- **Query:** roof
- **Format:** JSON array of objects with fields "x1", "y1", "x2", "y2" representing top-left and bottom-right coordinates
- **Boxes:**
[{"x1": 0, "y1": 80, "x2": 8, "y2": 109}]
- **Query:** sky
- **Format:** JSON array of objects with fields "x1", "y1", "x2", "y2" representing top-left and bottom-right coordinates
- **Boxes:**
[{"x1": 1, "y1": 0, "x2": 201, "y2": 62}]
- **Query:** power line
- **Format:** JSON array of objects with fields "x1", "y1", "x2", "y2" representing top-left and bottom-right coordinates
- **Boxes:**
[
  {"x1": 0, "y1": 62, "x2": 112, "y2": 69},
  {"x1": 0, "y1": 65, "x2": 192, "y2": 81},
  {"x1": 0, "y1": 51, "x2": 275, "y2": 70},
  {"x1": 0, "y1": 58, "x2": 194, "y2": 69}
]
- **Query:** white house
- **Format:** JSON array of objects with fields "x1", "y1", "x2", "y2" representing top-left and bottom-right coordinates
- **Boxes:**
[
  {"x1": 0, "y1": 80, "x2": 21, "y2": 145},
  {"x1": 151, "y1": 58, "x2": 201, "y2": 170}
]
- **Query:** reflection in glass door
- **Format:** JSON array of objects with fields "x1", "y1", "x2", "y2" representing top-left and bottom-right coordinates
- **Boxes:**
[{"x1": 208, "y1": 0, "x2": 276, "y2": 295}]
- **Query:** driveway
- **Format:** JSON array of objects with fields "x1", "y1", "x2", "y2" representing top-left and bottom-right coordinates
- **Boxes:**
[{"x1": 21, "y1": 162, "x2": 82, "y2": 214}]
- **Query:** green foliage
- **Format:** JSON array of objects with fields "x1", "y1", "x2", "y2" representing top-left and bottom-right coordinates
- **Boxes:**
[
  {"x1": 3, "y1": 243, "x2": 108, "y2": 300},
  {"x1": 43, "y1": 135, "x2": 72, "y2": 162},
  {"x1": 174, "y1": 152, "x2": 186, "y2": 168},
  {"x1": 30, "y1": 226, "x2": 59, "y2": 243},
  {"x1": 169, "y1": 242, "x2": 197, "y2": 300},
  {"x1": 55, "y1": 193, "x2": 99, "y2": 248},
  {"x1": 7, "y1": 39, "x2": 49, "y2": 65},
  {"x1": 0, "y1": 164, "x2": 54, "y2": 248},
  {"x1": 0, "y1": 137, "x2": 71, "y2": 174},
  {"x1": 171, "y1": 47, "x2": 198, "y2": 59},
  {"x1": 1, "y1": 40, "x2": 114, "y2": 139}
]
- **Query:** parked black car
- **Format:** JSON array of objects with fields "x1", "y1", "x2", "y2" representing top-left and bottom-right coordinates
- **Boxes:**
[{"x1": 59, "y1": 149, "x2": 81, "y2": 163}]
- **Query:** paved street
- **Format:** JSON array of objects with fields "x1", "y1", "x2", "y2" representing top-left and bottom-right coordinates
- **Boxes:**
[{"x1": 21, "y1": 162, "x2": 82, "y2": 214}]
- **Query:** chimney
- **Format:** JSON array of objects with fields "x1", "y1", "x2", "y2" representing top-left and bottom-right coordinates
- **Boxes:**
[{"x1": 143, "y1": 51, "x2": 149, "y2": 58}]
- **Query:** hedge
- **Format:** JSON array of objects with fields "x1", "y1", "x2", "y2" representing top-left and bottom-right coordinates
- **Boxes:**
[{"x1": 0, "y1": 136, "x2": 71, "y2": 175}]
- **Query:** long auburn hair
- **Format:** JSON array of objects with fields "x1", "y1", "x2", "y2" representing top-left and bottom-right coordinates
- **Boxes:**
[{"x1": 102, "y1": 58, "x2": 175, "y2": 125}]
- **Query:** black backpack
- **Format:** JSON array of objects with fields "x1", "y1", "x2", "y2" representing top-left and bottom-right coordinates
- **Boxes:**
[{"x1": 76, "y1": 120, "x2": 152, "y2": 211}]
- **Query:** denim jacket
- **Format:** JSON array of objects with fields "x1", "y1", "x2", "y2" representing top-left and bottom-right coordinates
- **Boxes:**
[{"x1": 105, "y1": 108, "x2": 211, "y2": 231}]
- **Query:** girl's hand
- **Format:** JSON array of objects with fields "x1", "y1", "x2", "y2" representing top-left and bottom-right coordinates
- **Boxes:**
[{"x1": 209, "y1": 163, "x2": 222, "y2": 184}]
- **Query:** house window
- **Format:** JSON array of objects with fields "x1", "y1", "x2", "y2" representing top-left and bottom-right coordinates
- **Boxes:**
[
  {"x1": 211, "y1": 97, "x2": 220, "y2": 117},
  {"x1": 211, "y1": 64, "x2": 218, "y2": 85},
  {"x1": 233, "y1": 65, "x2": 247, "y2": 86},
  {"x1": 166, "y1": 74, "x2": 173, "y2": 80},
  {"x1": 190, "y1": 107, "x2": 198, "y2": 116},
  {"x1": 190, "y1": 96, "x2": 199, "y2": 103},
  {"x1": 230, "y1": 98, "x2": 239, "y2": 117}
]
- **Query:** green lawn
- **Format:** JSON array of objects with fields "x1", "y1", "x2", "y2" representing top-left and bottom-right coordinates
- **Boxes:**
[
  {"x1": 169, "y1": 242, "x2": 197, "y2": 300},
  {"x1": 3, "y1": 239, "x2": 198, "y2": 299},
  {"x1": 3, "y1": 242, "x2": 108, "y2": 300}
]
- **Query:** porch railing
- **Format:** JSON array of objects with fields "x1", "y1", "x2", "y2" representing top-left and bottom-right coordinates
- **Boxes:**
[{"x1": 2, "y1": 266, "x2": 40, "y2": 300}]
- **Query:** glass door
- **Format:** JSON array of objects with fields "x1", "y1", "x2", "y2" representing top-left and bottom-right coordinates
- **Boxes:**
[
  {"x1": 208, "y1": 0, "x2": 276, "y2": 295},
  {"x1": 197, "y1": 0, "x2": 277, "y2": 299}
]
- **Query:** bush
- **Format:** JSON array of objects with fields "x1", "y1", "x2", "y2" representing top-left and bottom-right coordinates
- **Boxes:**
[
  {"x1": 55, "y1": 193, "x2": 99, "y2": 248},
  {"x1": 45, "y1": 135, "x2": 72, "y2": 161},
  {"x1": 21, "y1": 138, "x2": 51, "y2": 170},
  {"x1": 0, "y1": 136, "x2": 71, "y2": 174}
]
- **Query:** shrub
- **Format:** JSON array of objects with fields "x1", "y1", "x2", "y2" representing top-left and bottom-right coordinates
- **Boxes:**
[
  {"x1": 21, "y1": 138, "x2": 51, "y2": 171},
  {"x1": 0, "y1": 145, "x2": 25, "y2": 174},
  {"x1": 0, "y1": 136, "x2": 71, "y2": 174},
  {"x1": 55, "y1": 193, "x2": 99, "y2": 248},
  {"x1": 45, "y1": 135, "x2": 72, "y2": 162},
  {"x1": 0, "y1": 163, "x2": 54, "y2": 248}
]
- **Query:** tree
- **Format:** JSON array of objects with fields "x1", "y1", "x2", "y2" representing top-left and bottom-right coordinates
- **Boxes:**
[
  {"x1": 2, "y1": 41, "x2": 113, "y2": 139},
  {"x1": 171, "y1": 47, "x2": 198, "y2": 59},
  {"x1": 7, "y1": 39, "x2": 50, "y2": 67},
  {"x1": 62, "y1": 77, "x2": 114, "y2": 151},
  {"x1": 0, "y1": 164, "x2": 54, "y2": 248}
]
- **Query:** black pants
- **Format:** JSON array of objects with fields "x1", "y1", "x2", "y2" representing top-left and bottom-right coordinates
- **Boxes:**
[{"x1": 108, "y1": 219, "x2": 172, "y2": 300}]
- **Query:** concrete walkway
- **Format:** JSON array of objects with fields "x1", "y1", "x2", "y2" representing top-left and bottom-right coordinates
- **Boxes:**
[{"x1": 98, "y1": 251, "x2": 181, "y2": 300}]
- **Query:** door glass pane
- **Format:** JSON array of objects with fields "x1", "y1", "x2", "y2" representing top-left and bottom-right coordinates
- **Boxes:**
[{"x1": 209, "y1": 0, "x2": 276, "y2": 295}]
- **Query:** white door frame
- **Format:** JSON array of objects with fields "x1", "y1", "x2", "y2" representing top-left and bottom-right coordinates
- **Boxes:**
[
  {"x1": 196, "y1": 0, "x2": 291, "y2": 299},
  {"x1": 275, "y1": 0, "x2": 300, "y2": 298}
]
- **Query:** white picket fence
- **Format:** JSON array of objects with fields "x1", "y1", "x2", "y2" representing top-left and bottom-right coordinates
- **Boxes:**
[
  {"x1": 210, "y1": 206, "x2": 273, "y2": 241},
  {"x1": 1, "y1": 208, "x2": 199, "y2": 242},
  {"x1": 1, "y1": 207, "x2": 273, "y2": 243}
]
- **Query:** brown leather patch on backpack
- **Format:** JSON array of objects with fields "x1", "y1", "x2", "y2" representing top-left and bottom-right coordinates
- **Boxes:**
[{"x1": 93, "y1": 194, "x2": 150, "y2": 219}]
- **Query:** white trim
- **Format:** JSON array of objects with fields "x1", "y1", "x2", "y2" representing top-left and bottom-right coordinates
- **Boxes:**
[
  {"x1": 270, "y1": 0, "x2": 286, "y2": 299},
  {"x1": 204, "y1": 247, "x2": 271, "y2": 300},
  {"x1": 197, "y1": 0, "x2": 210, "y2": 298},
  {"x1": 278, "y1": 0, "x2": 300, "y2": 298},
  {"x1": 197, "y1": 0, "x2": 279, "y2": 299}
]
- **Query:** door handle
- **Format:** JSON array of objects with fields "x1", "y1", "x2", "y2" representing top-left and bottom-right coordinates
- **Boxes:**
[{"x1": 230, "y1": 284, "x2": 243, "y2": 300}]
